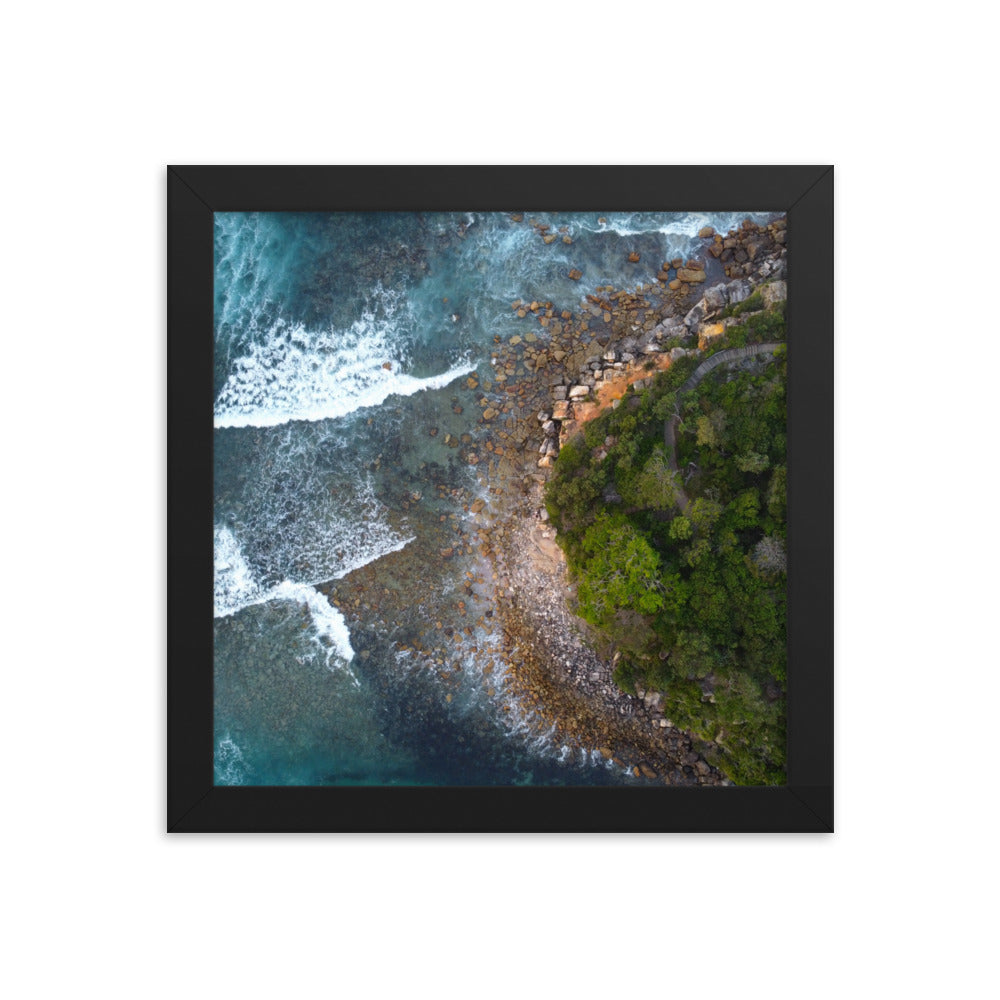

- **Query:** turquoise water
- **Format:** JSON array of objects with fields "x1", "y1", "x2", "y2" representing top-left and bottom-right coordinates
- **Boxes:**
[{"x1": 213, "y1": 209, "x2": 775, "y2": 785}]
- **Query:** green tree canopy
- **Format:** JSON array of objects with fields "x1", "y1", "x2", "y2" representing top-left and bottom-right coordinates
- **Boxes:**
[{"x1": 577, "y1": 514, "x2": 667, "y2": 623}]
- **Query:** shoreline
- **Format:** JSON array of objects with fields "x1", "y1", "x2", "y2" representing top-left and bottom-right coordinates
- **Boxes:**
[
  {"x1": 326, "y1": 216, "x2": 787, "y2": 784},
  {"x1": 473, "y1": 216, "x2": 788, "y2": 783},
  {"x1": 487, "y1": 482, "x2": 724, "y2": 784}
]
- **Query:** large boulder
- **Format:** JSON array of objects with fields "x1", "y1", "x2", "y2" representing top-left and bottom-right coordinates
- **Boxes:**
[
  {"x1": 698, "y1": 323, "x2": 727, "y2": 351},
  {"x1": 761, "y1": 280, "x2": 787, "y2": 307},
  {"x1": 676, "y1": 267, "x2": 707, "y2": 283},
  {"x1": 725, "y1": 278, "x2": 751, "y2": 305},
  {"x1": 702, "y1": 283, "x2": 728, "y2": 315},
  {"x1": 683, "y1": 301, "x2": 706, "y2": 332}
]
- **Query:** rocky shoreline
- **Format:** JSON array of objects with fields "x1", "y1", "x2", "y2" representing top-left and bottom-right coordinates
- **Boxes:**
[
  {"x1": 328, "y1": 216, "x2": 789, "y2": 784},
  {"x1": 485, "y1": 487, "x2": 724, "y2": 783},
  {"x1": 470, "y1": 216, "x2": 789, "y2": 784}
]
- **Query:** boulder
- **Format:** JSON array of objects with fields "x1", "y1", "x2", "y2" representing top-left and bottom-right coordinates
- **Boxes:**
[
  {"x1": 552, "y1": 400, "x2": 571, "y2": 420},
  {"x1": 568, "y1": 385, "x2": 590, "y2": 399},
  {"x1": 725, "y1": 278, "x2": 751, "y2": 305},
  {"x1": 627, "y1": 251, "x2": 640, "y2": 263},
  {"x1": 677, "y1": 268, "x2": 707, "y2": 283},
  {"x1": 761, "y1": 280, "x2": 787, "y2": 307},
  {"x1": 568, "y1": 268, "x2": 582, "y2": 280},
  {"x1": 668, "y1": 278, "x2": 682, "y2": 290},
  {"x1": 702, "y1": 283, "x2": 728, "y2": 315},
  {"x1": 698, "y1": 225, "x2": 715, "y2": 238},
  {"x1": 683, "y1": 301, "x2": 706, "y2": 332},
  {"x1": 698, "y1": 322, "x2": 727, "y2": 350}
]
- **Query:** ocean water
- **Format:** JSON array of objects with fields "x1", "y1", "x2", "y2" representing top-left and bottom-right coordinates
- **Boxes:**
[{"x1": 213, "y1": 209, "x2": 775, "y2": 785}]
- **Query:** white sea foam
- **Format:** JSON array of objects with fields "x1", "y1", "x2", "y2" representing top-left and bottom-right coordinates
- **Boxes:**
[
  {"x1": 214, "y1": 287, "x2": 476, "y2": 429},
  {"x1": 269, "y1": 581, "x2": 356, "y2": 664},
  {"x1": 215, "y1": 351, "x2": 476, "y2": 429},
  {"x1": 214, "y1": 524, "x2": 415, "y2": 669},
  {"x1": 215, "y1": 736, "x2": 250, "y2": 785},
  {"x1": 576, "y1": 211, "x2": 775, "y2": 239},
  {"x1": 330, "y1": 531, "x2": 415, "y2": 583},
  {"x1": 214, "y1": 525, "x2": 266, "y2": 616}
]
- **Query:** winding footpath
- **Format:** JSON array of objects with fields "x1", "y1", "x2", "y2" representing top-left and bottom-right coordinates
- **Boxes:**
[{"x1": 663, "y1": 342, "x2": 784, "y2": 513}]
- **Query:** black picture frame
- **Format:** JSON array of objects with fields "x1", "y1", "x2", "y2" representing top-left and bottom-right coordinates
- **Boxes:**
[{"x1": 168, "y1": 165, "x2": 833, "y2": 833}]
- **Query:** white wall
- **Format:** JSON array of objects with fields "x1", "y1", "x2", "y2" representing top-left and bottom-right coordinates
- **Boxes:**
[{"x1": 2, "y1": 2, "x2": 994, "y2": 997}]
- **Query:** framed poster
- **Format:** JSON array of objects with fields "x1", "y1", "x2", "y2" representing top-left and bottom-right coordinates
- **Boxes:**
[{"x1": 168, "y1": 165, "x2": 832, "y2": 832}]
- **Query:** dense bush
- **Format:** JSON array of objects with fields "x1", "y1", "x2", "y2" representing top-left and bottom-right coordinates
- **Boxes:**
[{"x1": 545, "y1": 304, "x2": 787, "y2": 784}]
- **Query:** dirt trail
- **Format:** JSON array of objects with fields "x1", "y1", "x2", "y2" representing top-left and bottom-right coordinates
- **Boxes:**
[{"x1": 663, "y1": 342, "x2": 784, "y2": 513}]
